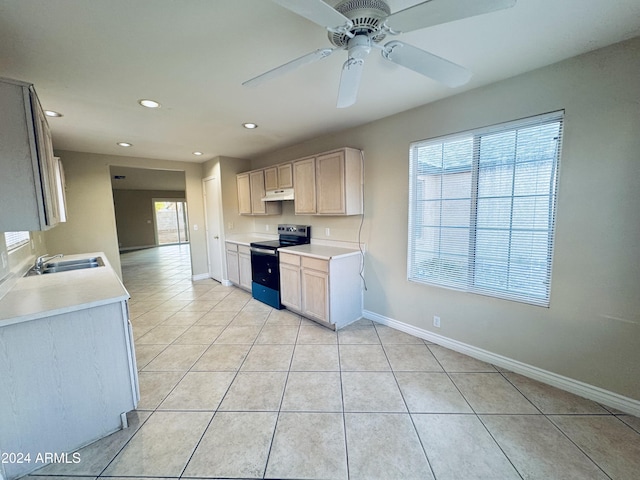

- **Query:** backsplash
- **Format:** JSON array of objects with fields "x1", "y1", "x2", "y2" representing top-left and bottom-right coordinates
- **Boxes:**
[{"x1": 249, "y1": 201, "x2": 366, "y2": 247}]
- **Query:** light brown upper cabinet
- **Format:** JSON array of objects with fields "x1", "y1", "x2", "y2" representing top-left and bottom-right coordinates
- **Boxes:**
[
  {"x1": 293, "y1": 147, "x2": 363, "y2": 216},
  {"x1": 236, "y1": 170, "x2": 282, "y2": 216},
  {"x1": 293, "y1": 156, "x2": 317, "y2": 215},
  {"x1": 236, "y1": 172, "x2": 252, "y2": 215},
  {"x1": 0, "y1": 77, "x2": 66, "y2": 231},
  {"x1": 264, "y1": 162, "x2": 293, "y2": 191}
]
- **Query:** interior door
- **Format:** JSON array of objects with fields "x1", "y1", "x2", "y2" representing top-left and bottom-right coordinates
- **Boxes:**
[{"x1": 203, "y1": 176, "x2": 223, "y2": 282}]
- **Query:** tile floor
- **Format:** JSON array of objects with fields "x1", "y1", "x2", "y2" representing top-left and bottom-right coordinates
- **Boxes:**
[{"x1": 30, "y1": 244, "x2": 640, "y2": 480}]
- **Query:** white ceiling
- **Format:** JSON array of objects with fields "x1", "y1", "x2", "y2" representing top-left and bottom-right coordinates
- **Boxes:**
[{"x1": 1, "y1": 0, "x2": 639, "y2": 163}]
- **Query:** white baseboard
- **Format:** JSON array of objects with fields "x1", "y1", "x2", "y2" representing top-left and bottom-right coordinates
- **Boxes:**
[
  {"x1": 191, "y1": 272, "x2": 211, "y2": 281},
  {"x1": 363, "y1": 309, "x2": 640, "y2": 417}
]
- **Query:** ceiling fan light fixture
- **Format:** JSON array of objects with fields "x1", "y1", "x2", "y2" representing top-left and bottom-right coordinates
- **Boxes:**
[
  {"x1": 138, "y1": 99, "x2": 161, "y2": 108},
  {"x1": 242, "y1": 122, "x2": 258, "y2": 129}
]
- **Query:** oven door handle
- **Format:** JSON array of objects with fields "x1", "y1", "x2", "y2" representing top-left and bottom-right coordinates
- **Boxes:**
[{"x1": 251, "y1": 247, "x2": 278, "y2": 256}]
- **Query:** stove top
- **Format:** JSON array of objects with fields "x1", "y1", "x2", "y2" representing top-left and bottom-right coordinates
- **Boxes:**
[
  {"x1": 250, "y1": 224, "x2": 311, "y2": 251},
  {"x1": 250, "y1": 239, "x2": 284, "y2": 250}
]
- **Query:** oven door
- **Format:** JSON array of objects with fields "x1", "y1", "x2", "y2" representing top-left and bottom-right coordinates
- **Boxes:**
[{"x1": 250, "y1": 247, "x2": 280, "y2": 291}]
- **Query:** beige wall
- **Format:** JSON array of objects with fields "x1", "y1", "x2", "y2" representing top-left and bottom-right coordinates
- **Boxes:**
[
  {"x1": 45, "y1": 151, "x2": 209, "y2": 278},
  {"x1": 250, "y1": 38, "x2": 640, "y2": 401},
  {"x1": 113, "y1": 189, "x2": 185, "y2": 249},
  {"x1": 202, "y1": 156, "x2": 253, "y2": 237}
]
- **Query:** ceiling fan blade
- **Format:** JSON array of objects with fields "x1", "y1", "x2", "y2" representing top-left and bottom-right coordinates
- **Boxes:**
[
  {"x1": 243, "y1": 48, "x2": 336, "y2": 87},
  {"x1": 337, "y1": 57, "x2": 365, "y2": 108},
  {"x1": 271, "y1": 0, "x2": 351, "y2": 29},
  {"x1": 382, "y1": 41, "x2": 472, "y2": 87},
  {"x1": 386, "y1": 0, "x2": 517, "y2": 33}
]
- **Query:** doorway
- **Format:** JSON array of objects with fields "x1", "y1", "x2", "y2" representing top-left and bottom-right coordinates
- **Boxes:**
[{"x1": 153, "y1": 199, "x2": 189, "y2": 245}]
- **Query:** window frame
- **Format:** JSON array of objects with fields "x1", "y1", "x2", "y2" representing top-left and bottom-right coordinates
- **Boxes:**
[
  {"x1": 4, "y1": 231, "x2": 30, "y2": 251},
  {"x1": 407, "y1": 111, "x2": 564, "y2": 307}
]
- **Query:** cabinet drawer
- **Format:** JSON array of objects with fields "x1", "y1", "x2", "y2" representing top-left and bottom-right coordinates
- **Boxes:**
[
  {"x1": 238, "y1": 245, "x2": 251, "y2": 255},
  {"x1": 225, "y1": 242, "x2": 238, "y2": 252},
  {"x1": 302, "y1": 256, "x2": 329, "y2": 272},
  {"x1": 280, "y1": 252, "x2": 301, "y2": 266}
]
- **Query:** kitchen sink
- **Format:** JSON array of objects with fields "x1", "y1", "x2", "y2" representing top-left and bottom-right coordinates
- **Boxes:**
[
  {"x1": 43, "y1": 257, "x2": 104, "y2": 273},
  {"x1": 25, "y1": 256, "x2": 105, "y2": 276}
]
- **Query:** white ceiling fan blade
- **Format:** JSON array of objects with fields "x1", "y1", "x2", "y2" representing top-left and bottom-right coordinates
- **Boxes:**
[
  {"x1": 337, "y1": 57, "x2": 365, "y2": 108},
  {"x1": 243, "y1": 48, "x2": 336, "y2": 87},
  {"x1": 386, "y1": 0, "x2": 517, "y2": 33},
  {"x1": 271, "y1": 0, "x2": 351, "y2": 29},
  {"x1": 382, "y1": 41, "x2": 472, "y2": 88}
]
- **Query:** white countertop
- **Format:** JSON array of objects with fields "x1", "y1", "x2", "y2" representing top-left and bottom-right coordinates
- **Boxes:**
[
  {"x1": 225, "y1": 233, "x2": 277, "y2": 246},
  {"x1": 280, "y1": 244, "x2": 362, "y2": 260},
  {"x1": 0, "y1": 252, "x2": 129, "y2": 327}
]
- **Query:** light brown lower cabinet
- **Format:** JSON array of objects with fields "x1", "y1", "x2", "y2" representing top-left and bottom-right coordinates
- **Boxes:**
[
  {"x1": 279, "y1": 250, "x2": 362, "y2": 329},
  {"x1": 226, "y1": 242, "x2": 252, "y2": 290}
]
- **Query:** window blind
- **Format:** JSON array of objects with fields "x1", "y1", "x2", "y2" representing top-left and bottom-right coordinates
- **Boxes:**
[
  {"x1": 4, "y1": 231, "x2": 30, "y2": 251},
  {"x1": 408, "y1": 111, "x2": 563, "y2": 306}
]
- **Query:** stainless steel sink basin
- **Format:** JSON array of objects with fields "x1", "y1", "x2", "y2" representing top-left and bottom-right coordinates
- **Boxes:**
[
  {"x1": 44, "y1": 257, "x2": 103, "y2": 268},
  {"x1": 42, "y1": 257, "x2": 104, "y2": 273},
  {"x1": 25, "y1": 256, "x2": 105, "y2": 276}
]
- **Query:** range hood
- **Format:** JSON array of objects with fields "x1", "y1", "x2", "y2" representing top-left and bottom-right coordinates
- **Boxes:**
[{"x1": 262, "y1": 188, "x2": 294, "y2": 202}]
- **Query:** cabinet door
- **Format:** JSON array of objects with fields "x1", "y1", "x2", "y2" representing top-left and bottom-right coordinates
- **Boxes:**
[
  {"x1": 301, "y1": 267, "x2": 329, "y2": 323},
  {"x1": 226, "y1": 248, "x2": 240, "y2": 285},
  {"x1": 238, "y1": 251, "x2": 252, "y2": 290},
  {"x1": 278, "y1": 163, "x2": 294, "y2": 188},
  {"x1": 316, "y1": 150, "x2": 346, "y2": 215},
  {"x1": 293, "y1": 157, "x2": 316, "y2": 214},
  {"x1": 249, "y1": 170, "x2": 267, "y2": 214},
  {"x1": 31, "y1": 100, "x2": 60, "y2": 226},
  {"x1": 280, "y1": 262, "x2": 302, "y2": 310},
  {"x1": 264, "y1": 166, "x2": 278, "y2": 191},
  {"x1": 236, "y1": 173, "x2": 252, "y2": 215}
]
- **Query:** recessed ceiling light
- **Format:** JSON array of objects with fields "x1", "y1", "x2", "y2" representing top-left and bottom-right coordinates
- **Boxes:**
[
  {"x1": 193, "y1": 151, "x2": 203, "y2": 156},
  {"x1": 45, "y1": 110, "x2": 63, "y2": 117},
  {"x1": 138, "y1": 99, "x2": 161, "y2": 108},
  {"x1": 242, "y1": 122, "x2": 258, "y2": 129},
  {"x1": 117, "y1": 142, "x2": 133, "y2": 147}
]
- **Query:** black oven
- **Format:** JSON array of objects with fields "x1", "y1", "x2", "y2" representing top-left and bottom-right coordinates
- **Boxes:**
[{"x1": 250, "y1": 224, "x2": 311, "y2": 309}]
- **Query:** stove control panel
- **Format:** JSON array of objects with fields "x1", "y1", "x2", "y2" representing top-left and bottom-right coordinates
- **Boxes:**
[{"x1": 277, "y1": 224, "x2": 310, "y2": 237}]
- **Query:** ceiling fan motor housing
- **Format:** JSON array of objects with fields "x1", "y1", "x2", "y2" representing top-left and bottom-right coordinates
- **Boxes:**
[{"x1": 329, "y1": 0, "x2": 391, "y2": 47}]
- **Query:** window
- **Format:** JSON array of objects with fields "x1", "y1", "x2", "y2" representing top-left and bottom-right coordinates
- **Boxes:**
[
  {"x1": 4, "y1": 231, "x2": 30, "y2": 251},
  {"x1": 408, "y1": 111, "x2": 563, "y2": 306}
]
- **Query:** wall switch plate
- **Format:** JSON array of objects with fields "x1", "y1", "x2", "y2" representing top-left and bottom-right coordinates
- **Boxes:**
[
  {"x1": 433, "y1": 315, "x2": 441, "y2": 328},
  {"x1": 325, "y1": 228, "x2": 330, "y2": 236}
]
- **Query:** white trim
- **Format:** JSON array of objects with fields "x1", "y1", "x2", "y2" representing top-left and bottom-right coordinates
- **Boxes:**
[
  {"x1": 191, "y1": 272, "x2": 211, "y2": 282},
  {"x1": 363, "y1": 309, "x2": 640, "y2": 417}
]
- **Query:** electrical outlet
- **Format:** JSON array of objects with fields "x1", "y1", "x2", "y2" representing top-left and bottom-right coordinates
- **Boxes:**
[
  {"x1": 325, "y1": 227, "x2": 331, "y2": 236},
  {"x1": 228, "y1": 222, "x2": 234, "y2": 230},
  {"x1": 265, "y1": 224, "x2": 269, "y2": 231},
  {"x1": 433, "y1": 315, "x2": 441, "y2": 328}
]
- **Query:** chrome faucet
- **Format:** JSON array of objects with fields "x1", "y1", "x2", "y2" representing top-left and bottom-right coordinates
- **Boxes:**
[{"x1": 33, "y1": 253, "x2": 63, "y2": 274}]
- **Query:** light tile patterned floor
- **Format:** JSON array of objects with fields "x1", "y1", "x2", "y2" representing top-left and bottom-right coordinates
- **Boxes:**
[{"x1": 30, "y1": 245, "x2": 640, "y2": 480}]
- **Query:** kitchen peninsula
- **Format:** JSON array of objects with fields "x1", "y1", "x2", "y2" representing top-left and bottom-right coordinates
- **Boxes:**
[{"x1": 0, "y1": 253, "x2": 139, "y2": 480}]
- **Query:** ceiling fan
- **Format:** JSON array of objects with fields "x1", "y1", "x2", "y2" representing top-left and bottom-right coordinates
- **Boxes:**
[{"x1": 243, "y1": 0, "x2": 516, "y2": 108}]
